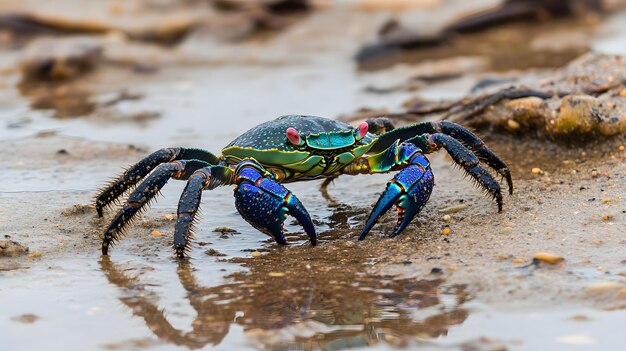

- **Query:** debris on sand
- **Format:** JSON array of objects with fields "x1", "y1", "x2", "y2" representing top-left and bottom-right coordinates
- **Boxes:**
[
  {"x1": 19, "y1": 36, "x2": 103, "y2": 82},
  {"x1": 356, "y1": 0, "x2": 604, "y2": 66},
  {"x1": 61, "y1": 204, "x2": 94, "y2": 217},
  {"x1": 213, "y1": 227, "x2": 239, "y2": 234},
  {"x1": 0, "y1": 0, "x2": 312, "y2": 45},
  {"x1": 10, "y1": 314, "x2": 40, "y2": 324},
  {"x1": 345, "y1": 53, "x2": 626, "y2": 139},
  {"x1": 0, "y1": 239, "x2": 29, "y2": 257},
  {"x1": 205, "y1": 248, "x2": 227, "y2": 257},
  {"x1": 438, "y1": 204, "x2": 469, "y2": 214}
]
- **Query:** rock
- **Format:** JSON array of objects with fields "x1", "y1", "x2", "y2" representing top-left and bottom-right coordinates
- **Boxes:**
[
  {"x1": 11, "y1": 314, "x2": 40, "y2": 324},
  {"x1": 532, "y1": 252, "x2": 564, "y2": 265},
  {"x1": 0, "y1": 239, "x2": 29, "y2": 257},
  {"x1": 19, "y1": 36, "x2": 103, "y2": 82}
]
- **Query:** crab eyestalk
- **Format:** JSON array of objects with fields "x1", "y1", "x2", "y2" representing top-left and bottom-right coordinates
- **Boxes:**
[
  {"x1": 286, "y1": 127, "x2": 305, "y2": 146},
  {"x1": 355, "y1": 121, "x2": 369, "y2": 140}
]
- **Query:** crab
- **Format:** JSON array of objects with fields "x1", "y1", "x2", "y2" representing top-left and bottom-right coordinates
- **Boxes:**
[{"x1": 96, "y1": 115, "x2": 513, "y2": 258}]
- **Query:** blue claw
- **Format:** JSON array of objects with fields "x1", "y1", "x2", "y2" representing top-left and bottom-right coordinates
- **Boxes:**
[
  {"x1": 234, "y1": 164, "x2": 316, "y2": 245},
  {"x1": 359, "y1": 155, "x2": 434, "y2": 240}
]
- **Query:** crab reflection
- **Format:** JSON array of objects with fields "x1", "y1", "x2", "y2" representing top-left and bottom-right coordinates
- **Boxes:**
[{"x1": 101, "y1": 251, "x2": 470, "y2": 350}]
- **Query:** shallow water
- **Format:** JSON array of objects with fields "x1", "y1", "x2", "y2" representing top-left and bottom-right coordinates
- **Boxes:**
[{"x1": 1, "y1": 3, "x2": 626, "y2": 351}]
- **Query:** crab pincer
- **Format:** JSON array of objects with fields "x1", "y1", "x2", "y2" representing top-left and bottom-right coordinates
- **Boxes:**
[
  {"x1": 233, "y1": 161, "x2": 316, "y2": 245},
  {"x1": 359, "y1": 151, "x2": 434, "y2": 240}
]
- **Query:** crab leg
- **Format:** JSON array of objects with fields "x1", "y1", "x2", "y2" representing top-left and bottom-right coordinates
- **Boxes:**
[
  {"x1": 174, "y1": 165, "x2": 233, "y2": 258},
  {"x1": 415, "y1": 133, "x2": 504, "y2": 212},
  {"x1": 95, "y1": 148, "x2": 220, "y2": 217},
  {"x1": 369, "y1": 120, "x2": 512, "y2": 194},
  {"x1": 233, "y1": 160, "x2": 316, "y2": 246},
  {"x1": 101, "y1": 159, "x2": 211, "y2": 255}
]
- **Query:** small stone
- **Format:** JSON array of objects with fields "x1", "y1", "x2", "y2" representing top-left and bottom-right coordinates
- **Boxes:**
[
  {"x1": 512, "y1": 258, "x2": 525, "y2": 264},
  {"x1": 11, "y1": 314, "x2": 40, "y2": 324},
  {"x1": 150, "y1": 230, "x2": 164, "y2": 237},
  {"x1": 507, "y1": 119, "x2": 521, "y2": 130},
  {"x1": 28, "y1": 250, "x2": 42, "y2": 259},
  {"x1": 164, "y1": 214, "x2": 175, "y2": 221},
  {"x1": 497, "y1": 253, "x2": 510, "y2": 260},
  {"x1": 251, "y1": 251, "x2": 262, "y2": 257},
  {"x1": 531, "y1": 167, "x2": 543, "y2": 175},
  {"x1": 533, "y1": 252, "x2": 564, "y2": 264},
  {"x1": 0, "y1": 239, "x2": 28, "y2": 257},
  {"x1": 602, "y1": 215, "x2": 613, "y2": 221},
  {"x1": 205, "y1": 249, "x2": 226, "y2": 257},
  {"x1": 430, "y1": 267, "x2": 443, "y2": 274},
  {"x1": 442, "y1": 228, "x2": 451, "y2": 236},
  {"x1": 268, "y1": 272, "x2": 286, "y2": 277},
  {"x1": 591, "y1": 169, "x2": 599, "y2": 178},
  {"x1": 618, "y1": 145, "x2": 625, "y2": 151},
  {"x1": 620, "y1": 89, "x2": 626, "y2": 97},
  {"x1": 442, "y1": 214, "x2": 451, "y2": 222}
]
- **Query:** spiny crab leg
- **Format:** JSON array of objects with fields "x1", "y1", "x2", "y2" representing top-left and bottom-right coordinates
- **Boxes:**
[
  {"x1": 368, "y1": 120, "x2": 513, "y2": 195},
  {"x1": 95, "y1": 148, "x2": 220, "y2": 217},
  {"x1": 101, "y1": 160, "x2": 211, "y2": 255},
  {"x1": 174, "y1": 165, "x2": 233, "y2": 259}
]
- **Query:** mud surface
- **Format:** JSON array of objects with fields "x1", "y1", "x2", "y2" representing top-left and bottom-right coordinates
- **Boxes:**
[{"x1": 1, "y1": 2, "x2": 625, "y2": 351}]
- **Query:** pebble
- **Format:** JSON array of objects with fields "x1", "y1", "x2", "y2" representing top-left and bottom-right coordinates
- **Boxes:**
[
  {"x1": 507, "y1": 119, "x2": 520, "y2": 130},
  {"x1": 531, "y1": 167, "x2": 543, "y2": 175},
  {"x1": 164, "y1": 214, "x2": 175, "y2": 221},
  {"x1": 268, "y1": 272, "x2": 286, "y2": 277},
  {"x1": 590, "y1": 169, "x2": 599, "y2": 178},
  {"x1": 205, "y1": 249, "x2": 226, "y2": 257},
  {"x1": 251, "y1": 251, "x2": 262, "y2": 257},
  {"x1": 618, "y1": 145, "x2": 625, "y2": 151},
  {"x1": 150, "y1": 230, "x2": 164, "y2": 237},
  {"x1": 442, "y1": 228, "x2": 451, "y2": 236},
  {"x1": 533, "y1": 252, "x2": 564, "y2": 264},
  {"x1": 442, "y1": 214, "x2": 451, "y2": 222},
  {"x1": 11, "y1": 314, "x2": 40, "y2": 324},
  {"x1": 0, "y1": 239, "x2": 28, "y2": 257},
  {"x1": 28, "y1": 250, "x2": 42, "y2": 259},
  {"x1": 512, "y1": 258, "x2": 525, "y2": 264}
]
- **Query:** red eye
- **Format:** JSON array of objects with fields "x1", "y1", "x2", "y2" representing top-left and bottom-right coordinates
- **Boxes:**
[
  {"x1": 286, "y1": 127, "x2": 302, "y2": 145},
  {"x1": 357, "y1": 122, "x2": 368, "y2": 139}
]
